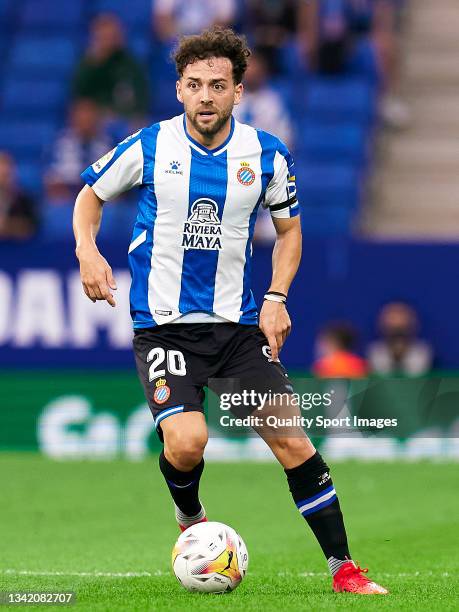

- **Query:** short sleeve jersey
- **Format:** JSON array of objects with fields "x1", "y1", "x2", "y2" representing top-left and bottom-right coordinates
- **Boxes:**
[{"x1": 81, "y1": 114, "x2": 299, "y2": 328}]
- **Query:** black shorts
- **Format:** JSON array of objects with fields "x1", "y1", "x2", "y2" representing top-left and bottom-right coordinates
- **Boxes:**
[{"x1": 133, "y1": 323, "x2": 292, "y2": 438}]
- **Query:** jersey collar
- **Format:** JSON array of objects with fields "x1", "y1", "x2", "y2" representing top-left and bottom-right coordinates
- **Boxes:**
[{"x1": 182, "y1": 114, "x2": 235, "y2": 156}]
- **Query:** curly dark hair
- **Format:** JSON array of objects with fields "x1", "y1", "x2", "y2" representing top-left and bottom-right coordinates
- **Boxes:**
[{"x1": 173, "y1": 27, "x2": 251, "y2": 84}]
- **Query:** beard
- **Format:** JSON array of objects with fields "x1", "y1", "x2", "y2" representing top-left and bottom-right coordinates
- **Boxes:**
[{"x1": 187, "y1": 105, "x2": 233, "y2": 138}]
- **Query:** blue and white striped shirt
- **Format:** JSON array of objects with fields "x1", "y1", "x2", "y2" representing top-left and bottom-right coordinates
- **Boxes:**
[{"x1": 81, "y1": 114, "x2": 299, "y2": 328}]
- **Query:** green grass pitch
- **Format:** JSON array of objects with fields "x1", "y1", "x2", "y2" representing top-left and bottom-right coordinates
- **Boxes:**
[{"x1": 0, "y1": 455, "x2": 458, "y2": 611}]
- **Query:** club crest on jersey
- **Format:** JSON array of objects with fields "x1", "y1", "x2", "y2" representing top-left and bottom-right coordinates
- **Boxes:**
[
  {"x1": 153, "y1": 378, "x2": 170, "y2": 404},
  {"x1": 181, "y1": 198, "x2": 222, "y2": 250},
  {"x1": 237, "y1": 162, "x2": 255, "y2": 186}
]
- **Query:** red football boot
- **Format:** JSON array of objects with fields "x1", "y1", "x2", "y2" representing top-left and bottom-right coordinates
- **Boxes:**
[
  {"x1": 333, "y1": 561, "x2": 388, "y2": 594},
  {"x1": 178, "y1": 516, "x2": 207, "y2": 533}
]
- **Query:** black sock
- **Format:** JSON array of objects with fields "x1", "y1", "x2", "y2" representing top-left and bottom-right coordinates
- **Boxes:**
[
  {"x1": 284, "y1": 451, "x2": 350, "y2": 566},
  {"x1": 159, "y1": 450, "x2": 204, "y2": 516}
]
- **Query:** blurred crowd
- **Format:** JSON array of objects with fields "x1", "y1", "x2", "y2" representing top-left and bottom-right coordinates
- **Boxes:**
[
  {"x1": 0, "y1": 0, "x2": 409, "y2": 241},
  {"x1": 0, "y1": 1, "x2": 434, "y2": 376},
  {"x1": 312, "y1": 301, "x2": 433, "y2": 377}
]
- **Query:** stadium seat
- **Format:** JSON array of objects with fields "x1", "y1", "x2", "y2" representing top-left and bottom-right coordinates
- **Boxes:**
[
  {"x1": 0, "y1": 0, "x2": 10, "y2": 21},
  {"x1": 19, "y1": 0, "x2": 84, "y2": 30},
  {"x1": 10, "y1": 37, "x2": 79, "y2": 76},
  {"x1": 300, "y1": 205, "x2": 354, "y2": 235},
  {"x1": 0, "y1": 0, "x2": 14, "y2": 57},
  {"x1": 0, "y1": 0, "x2": 13, "y2": 20},
  {"x1": 270, "y1": 76, "x2": 308, "y2": 116},
  {"x1": 295, "y1": 161, "x2": 361, "y2": 210},
  {"x1": 97, "y1": 200, "x2": 138, "y2": 240},
  {"x1": 306, "y1": 77, "x2": 377, "y2": 123},
  {"x1": 17, "y1": 161, "x2": 43, "y2": 195},
  {"x1": 92, "y1": 0, "x2": 152, "y2": 30},
  {"x1": 40, "y1": 202, "x2": 75, "y2": 240},
  {"x1": 150, "y1": 77, "x2": 183, "y2": 120},
  {"x1": 347, "y1": 38, "x2": 381, "y2": 85},
  {"x1": 1, "y1": 77, "x2": 68, "y2": 117},
  {"x1": 278, "y1": 40, "x2": 308, "y2": 79},
  {"x1": 41, "y1": 198, "x2": 134, "y2": 241},
  {"x1": 296, "y1": 122, "x2": 369, "y2": 164},
  {"x1": 42, "y1": 198, "x2": 137, "y2": 242},
  {"x1": 128, "y1": 29, "x2": 151, "y2": 63},
  {"x1": 0, "y1": 120, "x2": 56, "y2": 159}
]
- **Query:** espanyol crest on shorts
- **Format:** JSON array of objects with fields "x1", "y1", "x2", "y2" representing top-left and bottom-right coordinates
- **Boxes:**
[{"x1": 154, "y1": 378, "x2": 171, "y2": 404}]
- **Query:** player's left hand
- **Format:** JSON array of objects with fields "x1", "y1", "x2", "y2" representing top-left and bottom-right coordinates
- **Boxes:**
[{"x1": 259, "y1": 300, "x2": 291, "y2": 362}]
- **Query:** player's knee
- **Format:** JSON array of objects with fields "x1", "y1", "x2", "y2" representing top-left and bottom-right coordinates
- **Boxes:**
[
  {"x1": 269, "y1": 435, "x2": 310, "y2": 457},
  {"x1": 165, "y1": 429, "x2": 207, "y2": 470},
  {"x1": 167, "y1": 444, "x2": 206, "y2": 471}
]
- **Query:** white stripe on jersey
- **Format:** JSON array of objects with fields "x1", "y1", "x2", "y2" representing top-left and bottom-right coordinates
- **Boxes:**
[
  {"x1": 148, "y1": 120, "x2": 192, "y2": 325},
  {"x1": 91, "y1": 139, "x2": 143, "y2": 201},
  {"x1": 128, "y1": 229, "x2": 147, "y2": 253},
  {"x1": 212, "y1": 124, "x2": 262, "y2": 320}
]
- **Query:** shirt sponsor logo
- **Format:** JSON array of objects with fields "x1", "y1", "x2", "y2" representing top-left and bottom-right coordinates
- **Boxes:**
[
  {"x1": 181, "y1": 198, "x2": 222, "y2": 250},
  {"x1": 237, "y1": 162, "x2": 255, "y2": 186}
]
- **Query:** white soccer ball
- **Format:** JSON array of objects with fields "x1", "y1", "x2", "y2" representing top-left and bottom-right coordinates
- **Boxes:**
[{"x1": 172, "y1": 521, "x2": 249, "y2": 593}]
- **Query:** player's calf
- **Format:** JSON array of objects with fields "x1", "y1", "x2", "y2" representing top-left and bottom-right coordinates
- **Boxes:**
[
  {"x1": 283, "y1": 450, "x2": 388, "y2": 593},
  {"x1": 159, "y1": 450, "x2": 205, "y2": 521},
  {"x1": 263, "y1": 433, "x2": 316, "y2": 468},
  {"x1": 284, "y1": 450, "x2": 351, "y2": 572},
  {"x1": 159, "y1": 412, "x2": 208, "y2": 525}
]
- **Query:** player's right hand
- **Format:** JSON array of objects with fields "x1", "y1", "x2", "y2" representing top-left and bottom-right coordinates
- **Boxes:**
[
  {"x1": 76, "y1": 246, "x2": 117, "y2": 307},
  {"x1": 259, "y1": 299, "x2": 291, "y2": 362}
]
